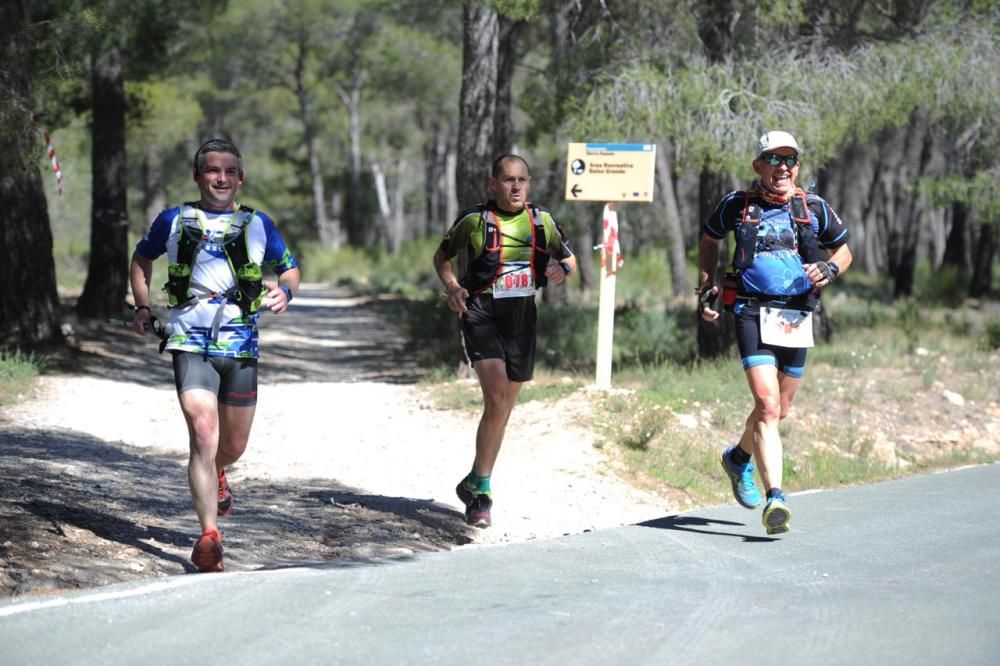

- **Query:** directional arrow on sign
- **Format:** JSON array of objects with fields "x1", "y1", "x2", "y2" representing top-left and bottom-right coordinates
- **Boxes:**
[{"x1": 571, "y1": 183, "x2": 582, "y2": 198}]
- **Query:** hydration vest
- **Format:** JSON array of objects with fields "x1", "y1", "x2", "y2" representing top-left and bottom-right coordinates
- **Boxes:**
[
  {"x1": 732, "y1": 189, "x2": 820, "y2": 272},
  {"x1": 461, "y1": 202, "x2": 551, "y2": 296},
  {"x1": 163, "y1": 203, "x2": 264, "y2": 315}
]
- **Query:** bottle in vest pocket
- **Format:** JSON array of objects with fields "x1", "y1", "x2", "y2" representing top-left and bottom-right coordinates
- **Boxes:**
[{"x1": 722, "y1": 272, "x2": 739, "y2": 311}]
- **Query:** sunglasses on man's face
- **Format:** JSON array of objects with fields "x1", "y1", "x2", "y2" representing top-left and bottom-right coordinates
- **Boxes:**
[{"x1": 760, "y1": 153, "x2": 799, "y2": 168}]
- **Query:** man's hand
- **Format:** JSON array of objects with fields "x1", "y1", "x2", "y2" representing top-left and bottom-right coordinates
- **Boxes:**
[
  {"x1": 262, "y1": 282, "x2": 292, "y2": 314},
  {"x1": 804, "y1": 261, "x2": 839, "y2": 288},
  {"x1": 131, "y1": 306, "x2": 152, "y2": 335},
  {"x1": 445, "y1": 284, "x2": 469, "y2": 313},
  {"x1": 698, "y1": 284, "x2": 720, "y2": 321},
  {"x1": 544, "y1": 261, "x2": 570, "y2": 285}
]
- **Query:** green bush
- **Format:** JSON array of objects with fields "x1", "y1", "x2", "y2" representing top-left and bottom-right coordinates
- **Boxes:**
[
  {"x1": 981, "y1": 317, "x2": 1000, "y2": 351},
  {"x1": 0, "y1": 352, "x2": 39, "y2": 406},
  {"x1": 299, "y1": 238, "x2": 440, "y2": 295},
  {"x1": 896, "y1": 298, "x2": 922, "y2": 352},
  {"x1": 537, "y1": 302, "x2": 696, "y2": 372},
  {"x1": 915, "y1": 262, "x2": 968, "y2": 305},
  {"x1": 537, "y1": 305, "x2": 597, "y2": 371}
]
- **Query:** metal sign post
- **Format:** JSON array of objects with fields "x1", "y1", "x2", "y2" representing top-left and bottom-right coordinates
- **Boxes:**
[{"x1": 564, "y1": 143, "x2": 656, "y2": 389}]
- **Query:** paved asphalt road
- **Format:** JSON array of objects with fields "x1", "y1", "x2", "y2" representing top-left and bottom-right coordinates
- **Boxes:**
[{"x1": 2, "y1": 463, "x2": 997, "y2": 665}]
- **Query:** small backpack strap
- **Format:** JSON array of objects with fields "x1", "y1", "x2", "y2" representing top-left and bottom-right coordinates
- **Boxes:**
[
  {"x1": 221, "y1": 207, "x2": 264, "y2": 314},
  {"x1": 527, "y1": 203, "x2": 551, "y2": 287},
  {"x1": 733, "y1": 192, "x2": 762, "y2": 271},
  {"x1": 164, "y1": 204, "x2": 204, "y2": 308},
  {"x1": 790, "y1": 190, "x2": 820, "y2": 263}
]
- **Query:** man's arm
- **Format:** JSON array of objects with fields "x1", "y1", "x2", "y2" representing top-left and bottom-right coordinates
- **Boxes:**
[
  {"x1": 129, "y1": 251, "x2": 155, "y2": 335},
  {"x1": 433, "y1": 247, "x2": 468, "y2": 313},
  {"x1": 698, "y1": 234, "x2": 723, "y2": 321}
]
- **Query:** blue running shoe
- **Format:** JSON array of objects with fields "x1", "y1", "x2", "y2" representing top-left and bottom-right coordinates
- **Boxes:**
[
  {"x1": 720, "y1": 445, "x2": 761, "y2": 509},
  {"x1": 762, "y1": 495, "x2": 791, "y2": 535}
]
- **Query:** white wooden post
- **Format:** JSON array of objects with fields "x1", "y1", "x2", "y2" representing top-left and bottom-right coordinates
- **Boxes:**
[{"x1": 595, "y1": 203, "x2": 617, "y2": 389}]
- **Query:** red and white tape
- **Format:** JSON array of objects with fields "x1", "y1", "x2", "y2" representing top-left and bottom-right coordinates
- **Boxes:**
[
  {"x1": 601, "y1": 204, "x2": 623, "y2": 274},
  {"x1": 43, "y1": 130, "x2": 63, "y2": 195}
]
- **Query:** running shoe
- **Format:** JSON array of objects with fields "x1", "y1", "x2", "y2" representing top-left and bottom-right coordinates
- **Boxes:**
[
  {"x1": 217, "y1": 469, "x2": 233, "y2": 517},
  {"x1": 720, "y1": 445, "x2": 761, "y2": 509},
  {"x1": 191, "y1": 529, "x2": 223, "y2": 572},
  {"x1": 455, "y1": 481, "x2": 492, "y2": 528},
  {"x1": 762, "y1": 496, "x2": 792, "y2": 535}
]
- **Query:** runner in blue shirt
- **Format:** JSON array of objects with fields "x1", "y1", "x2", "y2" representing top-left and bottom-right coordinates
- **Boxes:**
[
  {"x1": 129, "y1": 139, "x2": 300, "y2": 571},
  {"x1": 698, "y1": 131, "x2": 853, "y2": 535}
]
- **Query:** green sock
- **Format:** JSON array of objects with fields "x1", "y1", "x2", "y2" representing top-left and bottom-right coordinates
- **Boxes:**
[{"x1": 464, "y1": 469, "x2": 491, "y2": 496}]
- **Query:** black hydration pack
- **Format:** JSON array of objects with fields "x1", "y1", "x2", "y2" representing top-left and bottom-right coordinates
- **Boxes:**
[
  {"x1": 163, "y1": 203, "x2": 264, "y2": 315},
  {"x1": 732, "y1": 189, "x2": 820, "y2": 271},
  {"x1": 461, "y1": 202, "x2": 551, "y2": 296}
]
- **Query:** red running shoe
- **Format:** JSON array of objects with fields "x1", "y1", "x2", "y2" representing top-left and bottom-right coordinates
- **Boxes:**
[
  {"x1": 217, "y1": 469, "x2": 233, "y2": 517},
  {"x1": 191, "y1": 529, "x2": 223, "y2": 572}
]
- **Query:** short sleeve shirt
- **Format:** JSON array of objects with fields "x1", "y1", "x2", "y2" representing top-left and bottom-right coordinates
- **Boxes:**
[
  {"x1": 702, "y1": 189, "x2": 850, "y2": 298},
  {"x1": 135, "y1": 204, "x2": 298, "y2": 359},
  {"x1": 438, "y1": 202, "x2": 573, "y2": 270}
]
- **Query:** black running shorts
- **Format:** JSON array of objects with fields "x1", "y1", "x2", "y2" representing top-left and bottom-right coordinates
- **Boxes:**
[
  {"x1": 171, "y1": 351, "x2": 259, "y2": 406},
  {"x1": 461, "y1": 294, "x2": 537, "y2": 382},
  {"x1": 733, "y1": 303, "x2": 808, "y2": 378}
]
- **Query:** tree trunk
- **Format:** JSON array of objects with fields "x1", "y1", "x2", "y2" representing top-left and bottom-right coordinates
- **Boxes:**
[
  {"x1": 423, "y1": 115, "x2": 449, "y2": 234},
  {"x1": 456, "y1": 2, "x2": 498, "y2": 210},
  {"x1": 655, "y1": 142, "x2": 690, "y2": 297},
  {"x1": 446, "y1": 143, "x2": 458, "y2": 224},
  {"x1": 941, "y1": 201, "x2": 968, "y2": 268},
  {"x1": 0, "y1": 0, "x2": 61, "y2": 349},
  {"x1": 970, "y1": 221, "x2": 997, "y2": 299},
  {"x1": 891, "y1": 116, "x2": 933, "y2": 298},
  {"x1": 77, "y1": 45, "x2": 129, "y2": 319},
  {"x1": 372, "y1": 161, "x2": 391, "y2": 250},
  {"x1": 0, "y1": 169, "x2": 62, "y2": 350},
  {"x1": 696, "y1": 169, "x2": 736, "y2": 357},
  {"x1": 296, "y1": 42, "x2": 340, "y2": 249},
  {"x1": 575, "y1": 226, "x2": 595, "y2": 297},
  {"x1": 392, "y1": 158, "x2": 407, "y2": 254},
  {"x1": 334, "y1": 71, "x2": 368, "y2": 247},
  {"x1": 371, "y1": 159, "x2": 406, "y2": 255},
  {"x1": 492, "y1": 16, "x2": 523, "y2": 158},
  {"x1": 141, "y1": 144, "x2": 165, "y2": 229}
]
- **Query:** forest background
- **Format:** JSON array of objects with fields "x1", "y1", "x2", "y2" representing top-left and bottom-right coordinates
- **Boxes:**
[{"x1": 1, "y1": 1, "x2": 999, "y2": 496}]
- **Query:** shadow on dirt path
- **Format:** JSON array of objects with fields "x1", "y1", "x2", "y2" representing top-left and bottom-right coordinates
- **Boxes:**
[
  {"x1": 0, "y1": 424, "x2": 474, "y2": 598},
  {"x1": 1, "y1": 286, "x2": 474, "y2": 599}
]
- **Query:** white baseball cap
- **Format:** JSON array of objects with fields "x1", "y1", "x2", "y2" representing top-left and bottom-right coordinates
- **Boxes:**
[{"x1": 757, "y1": 130, "x2": 802, "y2": 156}]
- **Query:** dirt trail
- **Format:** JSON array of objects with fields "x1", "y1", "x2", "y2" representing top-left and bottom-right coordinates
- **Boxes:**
[{"x1": 0, "y1": 286, "x2": 666, "y2": 598}]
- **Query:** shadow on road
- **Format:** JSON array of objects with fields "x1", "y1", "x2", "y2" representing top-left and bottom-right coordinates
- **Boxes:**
[{"x1": 637, "y1": 515, "x2": 779, "y2": 543}]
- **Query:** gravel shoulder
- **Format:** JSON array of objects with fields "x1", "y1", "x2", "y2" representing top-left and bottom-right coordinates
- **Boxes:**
[{"x1": 0, "y1": 286, "x2": 666, "y2": 598}]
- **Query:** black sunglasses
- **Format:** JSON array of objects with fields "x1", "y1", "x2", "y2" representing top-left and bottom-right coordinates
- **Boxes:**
[{"x1": 760, "y1": 153, "x2": 799, "y2": 168}]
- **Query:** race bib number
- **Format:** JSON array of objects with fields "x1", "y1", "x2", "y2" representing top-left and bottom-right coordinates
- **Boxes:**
[
  {"x1": 760, "y1": 307, "x2": 814, "y2": 348},
  {"x1": 492, "y1": 263, "x2": 536, "y2": 298}
]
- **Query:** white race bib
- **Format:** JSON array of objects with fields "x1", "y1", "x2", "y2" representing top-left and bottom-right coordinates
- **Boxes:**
[
  {"x1": 759, "y1": 307, "x2": 814, "y2": 348},
  {"x1": 492, "y1": 262, "x2": 536, "y2": 298}
]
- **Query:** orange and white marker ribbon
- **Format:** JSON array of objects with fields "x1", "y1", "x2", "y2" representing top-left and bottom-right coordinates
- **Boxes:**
[
  {"x1": 601, "y1": 203, "x2": 623, "y2": 275},
  {"x1": 43, "y1": 130, "x2": 63, "y2": 195}
]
